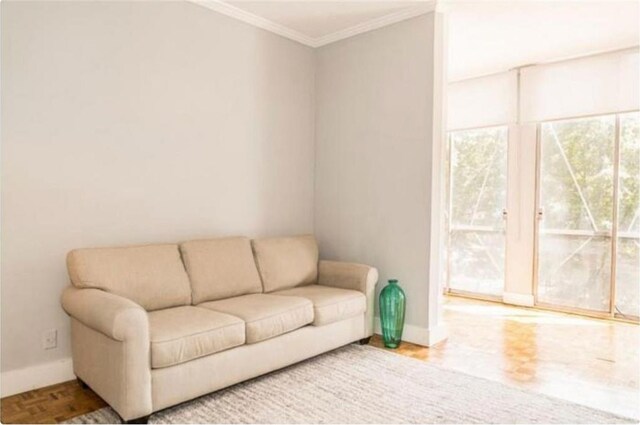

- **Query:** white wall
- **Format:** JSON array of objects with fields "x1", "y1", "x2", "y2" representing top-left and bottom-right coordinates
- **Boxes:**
[
  {"x1": 315, "y1": 14, "x2": 443, "y2": 339},
  {"x1": 1, "y1": 0, "x2": 315, "y2": 380}
]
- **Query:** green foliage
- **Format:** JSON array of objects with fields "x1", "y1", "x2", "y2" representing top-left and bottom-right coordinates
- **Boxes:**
[
  {"x1": 449, "y1": 127, "x2": 507, "y2": 228},
  {"x1": 447, "y1": 127, "x2": 508, "y2": 294},
  {"x1": 447, "y1": 112, "x2": 639, "y2": 316},
  {"x1": 619, "y1": 113, "x2": 640, "y2": 233},
  {"x1": 541, "y1": 116, "x2": 614, "y2": 231}
]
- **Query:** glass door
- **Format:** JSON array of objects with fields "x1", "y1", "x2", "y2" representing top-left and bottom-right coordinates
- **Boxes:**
[
  {"x1": 535, "y1": 113, "x2": 640, "y2": 319},
  {"x1": 536, "y1": 115, "x2": 615, "y2": 312},
  {"x1": 615, "y1": 112, "x2": 640, "y2": 320},
  {"x1": 446, "y1": 127, "x2": 508, "y2": 297}
]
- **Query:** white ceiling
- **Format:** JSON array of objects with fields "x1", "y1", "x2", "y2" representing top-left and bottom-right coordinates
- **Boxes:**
[
  {"x1": 447, "y1": 0, "x2": 640, "y2": 81},
  {"x1": 195, "y1": 0, "x2": 639, "y2": 80}
]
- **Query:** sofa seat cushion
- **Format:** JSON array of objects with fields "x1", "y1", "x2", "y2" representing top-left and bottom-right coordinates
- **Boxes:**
[
  {"x1": 199, "y1": 294, "x2": 313, "y2": 344},
  {"x1": 274, "y1": 285, "x2": 366, "y2": 326},
  {"x1": 148, "y1": 306, "x2": 245, "y2": 369}
]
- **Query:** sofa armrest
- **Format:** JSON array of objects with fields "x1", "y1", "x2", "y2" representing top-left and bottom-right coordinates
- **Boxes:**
[
  {"x1": 318, "y1": 260, "x2": 378, "y2": 295},
  {"x1": 318, "y1": 260, "x2": 378, "y2": 337},
  {"x1": 61, "y1": 286, "x2": 148, "y2": 341},
  {"x1": 61, "y1": 286, "x2": 152, "y2": 421}
]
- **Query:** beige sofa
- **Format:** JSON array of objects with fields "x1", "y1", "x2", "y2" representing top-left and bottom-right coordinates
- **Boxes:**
[{"x1": 61, "y1": 235, "x2": 378, "y2": 423}]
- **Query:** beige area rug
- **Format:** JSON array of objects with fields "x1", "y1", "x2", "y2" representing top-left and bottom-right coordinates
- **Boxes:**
[{"x1": 68, "y1": 344, "x2": 635, "y2": 424}]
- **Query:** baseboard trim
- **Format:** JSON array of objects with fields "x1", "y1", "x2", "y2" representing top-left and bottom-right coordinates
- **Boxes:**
[
  {"x1": 374, "y1": 319, "x2": 447, "y2": 347},
  {"x1": 1, "y1": 358, "x2": 74, "y2": 397},
  {"x1": 503, "y1": 292, "x2": 535, "y2": 307},
  {"x1": 424, "y1": 323, "x2": 448, "y2": 346}
]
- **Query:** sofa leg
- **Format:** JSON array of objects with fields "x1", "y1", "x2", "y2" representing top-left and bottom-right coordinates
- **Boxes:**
[
  {"x1": 76, "y1": 377, "x2": 88, "y2": 390},
  {"x1": 124, "y1": 415, "x2": 150, "y2": 424},
  {"x1": 359, "y1": 337, "x2": 371, "y2": 345}
]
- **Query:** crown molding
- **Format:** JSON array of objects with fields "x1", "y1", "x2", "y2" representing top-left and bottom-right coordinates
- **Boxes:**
[
  {"x1": 191, "y1": 0, "x2": 316, "y2": 46},
  {"x1": 190, "y1": 0, "x2": 438, "y2": 48},
  {"x1": 314, "y1": 2, "x2": 437, "y2": 47}
]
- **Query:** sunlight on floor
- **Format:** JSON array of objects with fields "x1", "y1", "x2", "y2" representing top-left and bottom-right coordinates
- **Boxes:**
[
  {"x1": 444, "y1": 302, "x2": 611, "y2": 326},
  {"x1": 433, "y1": 296, "x2": 639, "y2": 419}
]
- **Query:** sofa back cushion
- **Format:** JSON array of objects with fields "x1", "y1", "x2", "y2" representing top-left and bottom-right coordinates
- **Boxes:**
[
  {"x1": 251, "y1": 235, "x2": 318, "y2": 293},
  {"x1": 180, "y1": 237, "x2": 263, "y2": 304},
  {"x1": 66, "y1": 244, "x2": 191, "y2": 311}
]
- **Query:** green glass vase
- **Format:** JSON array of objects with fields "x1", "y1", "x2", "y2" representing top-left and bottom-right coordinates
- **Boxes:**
[{"x1": 379, "y1": 279, "x2": 406, "y2": 349}]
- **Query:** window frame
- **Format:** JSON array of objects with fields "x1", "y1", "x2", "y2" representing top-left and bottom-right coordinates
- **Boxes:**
[
  {"x1": 532, "y1": 111, "x2": 640, "y2": 322},
  {"x1": 444, "y1": 124, "x2": 510, "y2": 301}
]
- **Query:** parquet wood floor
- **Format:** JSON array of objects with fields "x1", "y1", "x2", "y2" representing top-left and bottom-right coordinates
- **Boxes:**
[
  {"x1": 2, "y1": 296, "x2": 638, "y2": 423},
  {"x1": 372, "y1": 296, "x2": 640, "y2": 420},
  {"x1": 0, "y1": 379, "x2": 105, "y2": 424}
]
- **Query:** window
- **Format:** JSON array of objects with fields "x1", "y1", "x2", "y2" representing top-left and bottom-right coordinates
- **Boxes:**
[
  {"x1": 535, "y1": 112, "x2": 640, "y2": 319},
  {"x1": 615, "y1": 112, "x2": 640, "y2": 319},
  {"x1": 446, "y1": 127, "x2": 508, "y2": 296},
  {"x1": 446, "y1": 48, "x2": 639, "y2": 320},
  {"x1": 536, "y1": 115, "x2": 615, "y2": 312}
]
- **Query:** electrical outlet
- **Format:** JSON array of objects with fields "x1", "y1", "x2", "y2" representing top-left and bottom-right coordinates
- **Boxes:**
[{"x1": 42, "y1": 329, "x2": 57, "y2": 350}]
